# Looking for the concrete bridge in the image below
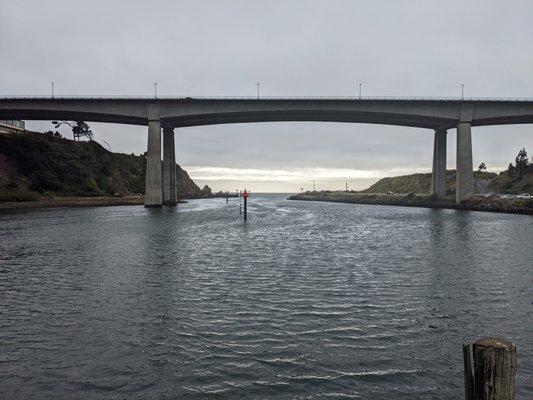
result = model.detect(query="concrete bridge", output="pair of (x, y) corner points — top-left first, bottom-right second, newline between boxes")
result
(1, 96), (532, 206)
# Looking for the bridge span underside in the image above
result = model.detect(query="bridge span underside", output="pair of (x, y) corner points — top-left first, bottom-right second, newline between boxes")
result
(1, 97), (532, 205)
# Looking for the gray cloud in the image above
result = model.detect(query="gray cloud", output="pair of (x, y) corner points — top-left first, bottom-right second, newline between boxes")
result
(1, 0), (532, 190)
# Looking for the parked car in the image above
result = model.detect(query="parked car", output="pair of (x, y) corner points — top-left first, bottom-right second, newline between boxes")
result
(517, 193), (531, 199)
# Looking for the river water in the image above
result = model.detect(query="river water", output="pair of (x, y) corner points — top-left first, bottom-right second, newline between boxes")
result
(1, 194), (532, 399)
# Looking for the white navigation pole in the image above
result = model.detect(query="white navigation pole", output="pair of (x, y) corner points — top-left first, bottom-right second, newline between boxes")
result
(461, 83), (464, 100)
(154, 82), (158, 99)
(51, 81), (54, 98)
(257, 82), (260, 99)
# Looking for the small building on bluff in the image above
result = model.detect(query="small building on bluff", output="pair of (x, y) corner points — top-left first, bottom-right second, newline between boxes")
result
(0, 120), (25, 133)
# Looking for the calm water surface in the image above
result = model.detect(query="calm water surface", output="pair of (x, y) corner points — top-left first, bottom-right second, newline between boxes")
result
(1, 194), (532, 399)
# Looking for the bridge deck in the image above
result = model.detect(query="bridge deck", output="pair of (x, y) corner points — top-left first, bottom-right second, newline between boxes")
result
(1, 97), (532, 130)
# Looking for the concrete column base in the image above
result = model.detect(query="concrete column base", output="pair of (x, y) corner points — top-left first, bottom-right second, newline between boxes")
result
(456, 122), (474, 202)
(431, 129), (447, 197)
(144, 119), (162, 207)
(162, 127), (177, 206)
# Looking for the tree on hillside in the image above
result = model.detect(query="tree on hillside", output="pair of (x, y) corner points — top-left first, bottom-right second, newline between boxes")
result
(478, 162), (487, 172)
(515, 148), (529, 177)
(507, 163), (515, 176)
(44, 130), (62, 138)
(52, 121), (93, 141)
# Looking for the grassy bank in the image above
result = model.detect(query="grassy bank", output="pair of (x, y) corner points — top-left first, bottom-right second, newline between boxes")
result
(361, 170), (532, 195)
(289, 191), (533, 215)
(361, 171), (497, 195)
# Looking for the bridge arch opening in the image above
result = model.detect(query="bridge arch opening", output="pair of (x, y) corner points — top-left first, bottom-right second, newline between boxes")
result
(174, 121), (434, 193)
(14, 105), (533, 206)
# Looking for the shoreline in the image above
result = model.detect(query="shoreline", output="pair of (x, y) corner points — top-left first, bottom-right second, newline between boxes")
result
(0, 196), (146, 212)
(0, 194), (238, 213)
(288, 192), (533, 215)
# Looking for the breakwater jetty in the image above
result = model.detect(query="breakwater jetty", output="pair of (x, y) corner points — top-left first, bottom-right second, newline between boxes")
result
(289, 191), (533, 215)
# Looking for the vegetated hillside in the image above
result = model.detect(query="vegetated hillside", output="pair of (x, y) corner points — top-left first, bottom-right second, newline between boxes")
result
(0, 131), (211, 201)
(361, 171), (498, 195)
(489, 169), (533, 194)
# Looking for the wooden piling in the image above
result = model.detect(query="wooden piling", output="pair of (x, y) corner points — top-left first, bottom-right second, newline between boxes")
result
(463, 343), (475, 400)
(463, 338), (517, 400)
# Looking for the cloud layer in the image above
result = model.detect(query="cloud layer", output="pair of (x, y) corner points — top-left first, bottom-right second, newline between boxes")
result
(1, 0), (532, 191)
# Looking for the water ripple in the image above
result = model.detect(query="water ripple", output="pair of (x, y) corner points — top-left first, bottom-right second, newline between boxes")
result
(1, 195), (532, 399)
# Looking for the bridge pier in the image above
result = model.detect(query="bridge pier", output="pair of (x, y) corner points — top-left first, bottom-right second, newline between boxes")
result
(431, 129), (447, 197)
(144, 119), (162, 207)
(456, 122), (474, 202)
(162, 127), (177, 206)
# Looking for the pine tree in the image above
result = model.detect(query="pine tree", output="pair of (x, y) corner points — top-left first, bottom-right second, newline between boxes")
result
(52, 121), (93, 141)
(515, 148), (529, 177)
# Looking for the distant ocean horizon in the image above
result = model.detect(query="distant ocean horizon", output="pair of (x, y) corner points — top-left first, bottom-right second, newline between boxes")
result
(193, 178), (379, 193)
(186, 164), (507, 194)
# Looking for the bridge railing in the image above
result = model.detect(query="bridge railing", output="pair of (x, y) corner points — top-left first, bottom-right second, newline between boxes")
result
(0, 95), (532, 102)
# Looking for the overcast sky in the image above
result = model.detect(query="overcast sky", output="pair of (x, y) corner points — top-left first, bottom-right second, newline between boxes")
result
(2, 0), (532, 191)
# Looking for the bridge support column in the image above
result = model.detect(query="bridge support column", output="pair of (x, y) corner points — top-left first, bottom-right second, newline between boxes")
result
(431, 129), (447, 197)
(144, 119), (162, 207)
(456, 122), (474, 202)
(162, 127), (177, 206)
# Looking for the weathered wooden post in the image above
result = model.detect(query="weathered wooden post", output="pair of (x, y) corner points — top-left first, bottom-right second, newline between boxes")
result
(463, 338), (517, 400)
(464, 342), (476, 400)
